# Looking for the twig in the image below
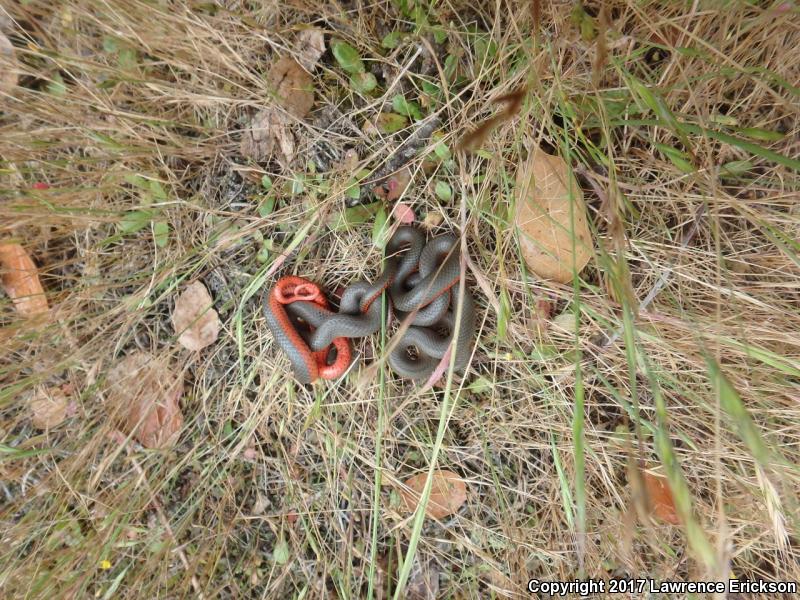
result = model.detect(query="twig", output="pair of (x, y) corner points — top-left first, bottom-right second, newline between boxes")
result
(350, 116), (441, 207)
(455, 86), (527, 154)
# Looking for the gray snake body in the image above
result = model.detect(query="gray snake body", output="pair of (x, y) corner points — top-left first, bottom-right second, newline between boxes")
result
(386, 231), (475, 381)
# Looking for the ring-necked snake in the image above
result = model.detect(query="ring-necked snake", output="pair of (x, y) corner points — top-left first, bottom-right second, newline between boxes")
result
(263, 276), (352, 384)
(263, 226), (476, 383)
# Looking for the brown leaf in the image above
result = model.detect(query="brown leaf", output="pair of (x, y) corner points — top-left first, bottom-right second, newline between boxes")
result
(525, 297), (554, 340)
(107, 352), (183, 449)
(295, 28), (326, 71)
(0, 30), (17, 94)
(29, 387), (69, 429)
(422, 211), (444, 230)
(514, 147), (593, 283)
(361, 116), (380, 137)
(267, 57), (314, 119)
(333, 148), (359, 172)
(172, 281), (221, 351)
(373, 167), (412, 202)
(534, 297), (553, 320)
(0, 243), (49, 316)
(240, 108), (296, 163)
(406, 562), (440, 600)
(251, 494), (269, 516)
(398, 469), (467, 519)
(240, 56), (314, 163)
(643, 471), (680, 525)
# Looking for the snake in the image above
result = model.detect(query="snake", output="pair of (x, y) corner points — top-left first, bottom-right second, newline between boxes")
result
(264, 227), (476, 383)
(390, 234), (461, 315)
(263, 276), (352, 384)
(285, 281), (386, 351)
(262, 232), (418, 382)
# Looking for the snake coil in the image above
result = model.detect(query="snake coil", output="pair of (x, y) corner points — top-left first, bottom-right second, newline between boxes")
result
(386, 231), (476, 381)
(264, 226), (475, 383)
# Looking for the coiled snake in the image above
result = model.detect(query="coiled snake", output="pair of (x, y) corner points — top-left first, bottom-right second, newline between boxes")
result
(264, 227), (475, 383)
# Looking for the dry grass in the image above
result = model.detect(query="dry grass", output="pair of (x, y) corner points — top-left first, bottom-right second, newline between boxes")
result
(2, 0), (799, 598)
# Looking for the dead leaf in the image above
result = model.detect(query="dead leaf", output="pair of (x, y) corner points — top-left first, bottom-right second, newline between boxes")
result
(241, 108), (294, 163)
(422, 211), (444, 229)
(0, 243), (49, 316)
(0, 30), (17, 94)
(252, 494), (270, 515)
(525, 296), (554, 340)
(296, 28), (326, 71)
(333, 148), (359, 172)
(534, 297), (553, 320)
(267, 56), (314, 119)
(240, 56), (314, 163)
(514, 147), (592, 283)
(393, 202), (415, 224)
(29, 387), (69, 429)
(172, 281), (221, 351)
(361, 116), (380, 137)
(398, 469), (467, 519)
(107, 352), (183, 449)
(642, 470), (680, 525)
(406, 562), (440, 600)
(374, 167), (412, 201)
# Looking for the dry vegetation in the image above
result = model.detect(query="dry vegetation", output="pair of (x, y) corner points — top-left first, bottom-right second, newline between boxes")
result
(2, 0), (799, 598)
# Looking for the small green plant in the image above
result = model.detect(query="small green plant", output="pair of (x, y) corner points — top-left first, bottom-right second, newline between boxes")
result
(377, 112), (408, 134)
(434, 180), (452, 201)
(653, 143), (695, 174)
(332, 40), (377, 93)
(381, 31), (403, 49)
(258, 175), (276, 216)
(47, 73), (67, 96)
(119, 174), (170, 247)
(392, 94), (423, 120)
